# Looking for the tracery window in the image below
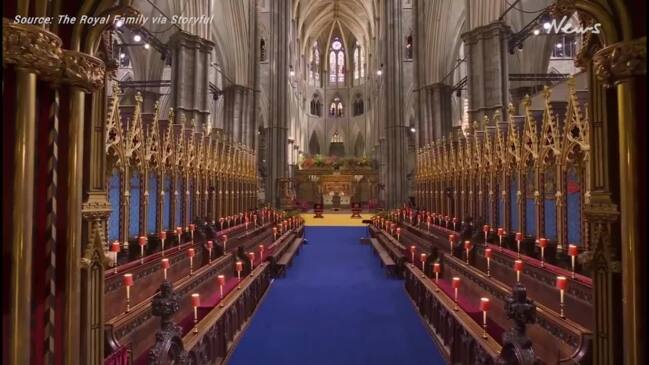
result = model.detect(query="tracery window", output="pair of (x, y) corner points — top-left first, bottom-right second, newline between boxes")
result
(329, 97), (344, 118)
(329, 37), (345, 85)
(309, 41), (320, 86)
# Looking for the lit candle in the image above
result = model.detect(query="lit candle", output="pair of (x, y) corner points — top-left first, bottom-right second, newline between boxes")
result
(206, 240), (213, 263)
(218, 274), (225, 297)
(187, 248), (195, 275)
(161, 258), (170, 280)
(485, 248), (492, 277)
(273, 227), (278, 240)
(448, 234), (457, 254)
(452, 217), (458, 230)
(497, 228), (505, 250)
(396, 227), (401, 241)
(483, 225), (490, 243)
(410, 245), (416, 263)
(248, 252), (255, 271)
(538, 238), (548, 267)
(160, 231), (167, 256)
(427, 217), (431, 231)
(568, 244), (578, 278)
(236, 260), (243, 280)
(515, 232), (523, 258)
(123, 273), (134, 313)
(479, 297), (490, 338)
(111, 241), (121, 273)
(219, 217), (224, 230)
(189, 224), (195, 241)
(514, 259), (524, 283)
(452, 277), (461, 311)
(222, 234), (228, 252)
(259, 244), (265, 260)
(556, 276), (568, 318)
(433, 263), (441, 289)
(191, 293), (200, 333)
(464, 240), (473, 264)
(138, 236), (147, 264)
(420, 253), (427, 272)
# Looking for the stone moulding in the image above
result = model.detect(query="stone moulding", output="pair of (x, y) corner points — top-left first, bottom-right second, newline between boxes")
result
(3, 18), (106, 92)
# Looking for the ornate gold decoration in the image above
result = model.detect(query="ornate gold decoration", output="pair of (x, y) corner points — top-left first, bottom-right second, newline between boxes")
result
(3, 19), (106, 91)
(592, 37), (647, 87)
(415, 79), (590, 245)
(2, 18), (63, 80)
(61, 50), (106, 92)
(548, 0), (576, 19)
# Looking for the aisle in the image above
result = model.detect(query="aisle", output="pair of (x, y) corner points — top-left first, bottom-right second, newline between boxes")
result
(227, 226), (446, 365)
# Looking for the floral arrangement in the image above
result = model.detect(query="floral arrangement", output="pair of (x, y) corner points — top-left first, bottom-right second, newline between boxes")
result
(299, 154), (375, 170)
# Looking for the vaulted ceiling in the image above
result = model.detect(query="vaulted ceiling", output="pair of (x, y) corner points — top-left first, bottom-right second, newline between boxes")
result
(293, 0), (377, 55)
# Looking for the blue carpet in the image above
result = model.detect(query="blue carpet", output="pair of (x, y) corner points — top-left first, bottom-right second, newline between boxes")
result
(227, 226), (446, 365)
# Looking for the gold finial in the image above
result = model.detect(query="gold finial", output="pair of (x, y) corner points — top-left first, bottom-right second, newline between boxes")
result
(542, 85), (551, 100)
(567, 75), (577, 96)
(507, 102), (515, 116)
(134, 91), (143, 104)
(168, 108), (175, 123)
(112, 82), (121, 95)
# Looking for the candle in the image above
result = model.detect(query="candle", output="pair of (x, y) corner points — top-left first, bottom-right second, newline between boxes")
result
(273, 227), (278, 240)
(538, 238), (548, 267)
(410, 245), (416, 263)
(514, 259), (524, 282)
(206, 240), (213, 263)
(138, 236), (147, 264)
(191, 293), (200, 333)
(236, 260), (243, 280)
(160, 231), (167, 256)
(219, 217), (224, 230)
(452, 277), (461, 311)
(480, 297), (490, 338)
(111, 241), (121, 273)
(485, 248), (492, 277)
(187, 248), (195, 275)
(161, 258), (170, 280)
(433, 262), (441, 287)
(222, 234), (228, 252)
(176, 226), (183, 241)
(452, 217), (458, 230)
(483, 225), (490, 242)
(464, 240), (473, 264)
(123, 273), (133, 313)
(497, 228), (505, 250)
(420, 253), (427, 272)
(556, 276), (568, 318)
(259, 244), (265, 260)
(248, 252), (255, 271)
(396, 227), (401, 241)
(515, 232), (523, 258)
(218, 274), (225, 297)
(568, 244), (578, 278)
(449, 234), (457, 254)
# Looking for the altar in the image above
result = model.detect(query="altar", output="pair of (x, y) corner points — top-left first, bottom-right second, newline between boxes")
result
(323, 194), (351, 209)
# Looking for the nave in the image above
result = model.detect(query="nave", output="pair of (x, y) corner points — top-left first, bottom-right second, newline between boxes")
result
(228, 226), (445, 365)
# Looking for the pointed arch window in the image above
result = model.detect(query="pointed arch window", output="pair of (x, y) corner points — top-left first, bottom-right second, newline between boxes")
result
(329, 37), (345, 85)
(353, 46), (360, 80)
(309, 41), (320, 86)
(329, 97), (344, 118)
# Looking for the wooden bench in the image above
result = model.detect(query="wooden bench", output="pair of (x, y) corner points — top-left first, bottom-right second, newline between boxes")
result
(276, 238), (303, 277)
(368, 238), (397, 277)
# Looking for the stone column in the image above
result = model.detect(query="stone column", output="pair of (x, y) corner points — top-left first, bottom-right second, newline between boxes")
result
(461, 21), (511, 123)
(427, 83), (453, 142)
(169, 31), (213, 126)
(265, 0), (290, 207)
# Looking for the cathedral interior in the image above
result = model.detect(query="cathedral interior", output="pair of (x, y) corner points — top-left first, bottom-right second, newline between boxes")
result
(2, 0), (647, 364)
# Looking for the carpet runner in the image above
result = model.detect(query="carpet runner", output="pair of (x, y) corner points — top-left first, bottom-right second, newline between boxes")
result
(227, 226), (446, 365)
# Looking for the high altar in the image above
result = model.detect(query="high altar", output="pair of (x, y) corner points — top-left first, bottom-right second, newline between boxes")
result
(280, 156), (379, 210)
